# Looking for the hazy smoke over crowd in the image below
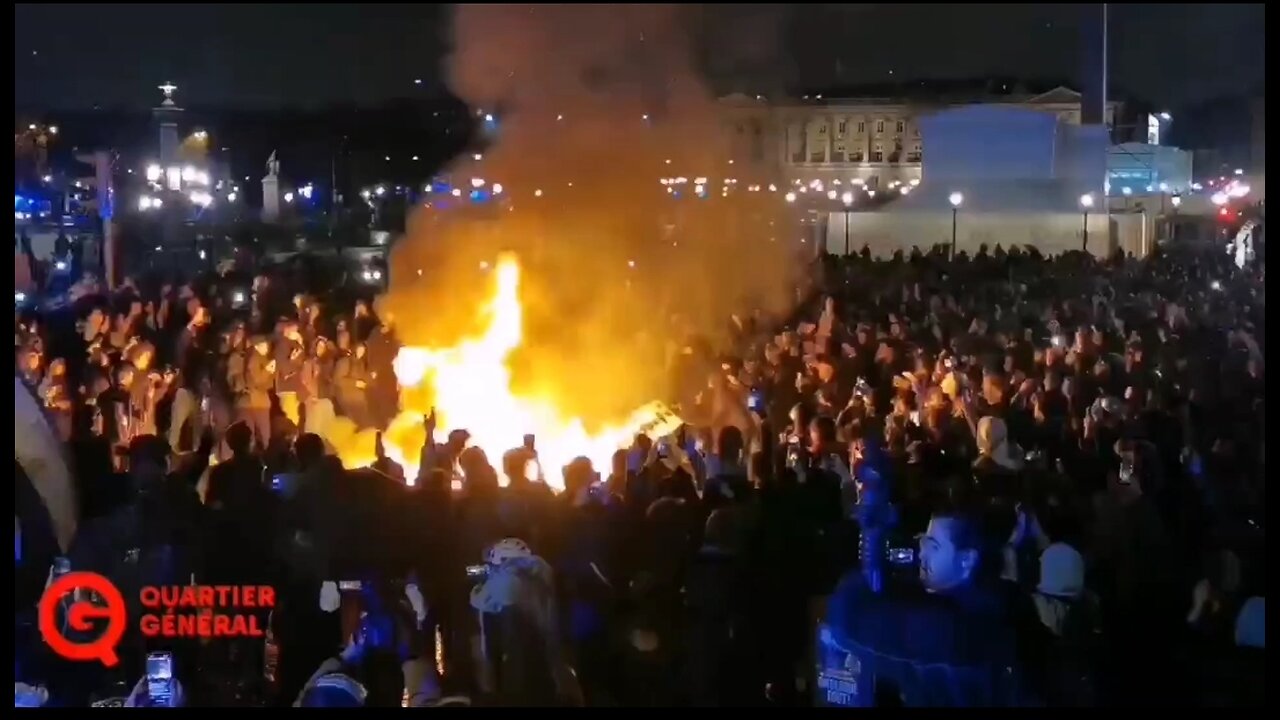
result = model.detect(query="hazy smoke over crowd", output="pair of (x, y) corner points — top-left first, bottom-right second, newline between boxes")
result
(380, 3), (799, 425)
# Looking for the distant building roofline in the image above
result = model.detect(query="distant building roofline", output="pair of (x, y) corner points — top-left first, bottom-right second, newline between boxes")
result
(719, 78), (1131, 109)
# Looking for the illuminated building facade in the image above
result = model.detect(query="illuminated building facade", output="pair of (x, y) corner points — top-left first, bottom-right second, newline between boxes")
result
(721, 87), (1119, 190)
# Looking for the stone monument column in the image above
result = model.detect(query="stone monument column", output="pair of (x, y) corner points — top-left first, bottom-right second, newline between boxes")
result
(153, 82), (183, 168)
(262, 151), (281, 223)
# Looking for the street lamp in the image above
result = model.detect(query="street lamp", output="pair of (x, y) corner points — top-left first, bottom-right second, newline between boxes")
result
(948, 192), (964, 259)
(841, 191), (854, 255)
(1079, 193), (1095, 253)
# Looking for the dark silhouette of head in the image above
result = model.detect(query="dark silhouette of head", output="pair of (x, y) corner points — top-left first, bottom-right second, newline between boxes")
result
(295, 433), (326, 471)
(225, 422), (253, 457)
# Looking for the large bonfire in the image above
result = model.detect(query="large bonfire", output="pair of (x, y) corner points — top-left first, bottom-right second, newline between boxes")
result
(332, 253), (682, 490)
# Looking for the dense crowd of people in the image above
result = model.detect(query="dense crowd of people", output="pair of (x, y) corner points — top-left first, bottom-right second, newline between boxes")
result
(14, 238), (1266, 707)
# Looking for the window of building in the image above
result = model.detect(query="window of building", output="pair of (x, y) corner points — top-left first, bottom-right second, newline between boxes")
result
(896, 120), (905, 133)
(906, 144), (922, 163)
(849, 149), (864, 163)
(857, 121), (865, 134)
(871, 150), (883, 163)
(838, 120), (847, 135)
(876, 120), (884, 134)
(809, 122), (828, 162)
(790, 124), (806, 163)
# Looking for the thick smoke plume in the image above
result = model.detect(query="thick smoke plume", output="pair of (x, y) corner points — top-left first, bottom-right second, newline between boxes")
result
(380, 3), (799, 426)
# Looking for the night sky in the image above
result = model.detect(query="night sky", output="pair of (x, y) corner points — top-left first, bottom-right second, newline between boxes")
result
(14, 3), (1265, 111)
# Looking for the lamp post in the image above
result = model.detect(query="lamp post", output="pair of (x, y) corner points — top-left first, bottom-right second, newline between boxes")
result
(1079, 193), (1095, 253)
(842, 191), (854, 255)
(948, 192), (963, 259)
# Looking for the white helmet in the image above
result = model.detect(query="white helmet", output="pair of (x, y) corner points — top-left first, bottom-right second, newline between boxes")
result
(483, 538), (532, 566)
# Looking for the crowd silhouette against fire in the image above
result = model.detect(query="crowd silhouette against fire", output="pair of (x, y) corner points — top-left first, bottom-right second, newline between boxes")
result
(15, 239), (1265, 707)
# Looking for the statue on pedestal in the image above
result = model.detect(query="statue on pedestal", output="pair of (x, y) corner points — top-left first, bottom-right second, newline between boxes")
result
(262, 151), (282, 223)
(158, 82), (178, 107)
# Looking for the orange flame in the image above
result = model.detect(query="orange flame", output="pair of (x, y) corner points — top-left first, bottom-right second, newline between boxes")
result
(334, 253), (680, 489)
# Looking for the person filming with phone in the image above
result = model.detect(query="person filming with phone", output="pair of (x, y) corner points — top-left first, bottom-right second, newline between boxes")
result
(121, 652), (187, 708)
(293, 580), (448, 708)
(818, 504), (1024, 707)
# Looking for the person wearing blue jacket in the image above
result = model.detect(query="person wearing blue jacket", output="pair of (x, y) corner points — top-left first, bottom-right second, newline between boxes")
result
(818, 508), (1024, 707)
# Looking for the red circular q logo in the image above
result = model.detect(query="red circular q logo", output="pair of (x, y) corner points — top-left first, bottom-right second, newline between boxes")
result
(37, 571), (127, 668)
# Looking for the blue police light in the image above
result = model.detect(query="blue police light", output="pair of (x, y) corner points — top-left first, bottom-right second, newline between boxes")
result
(470, 189), (489, 202)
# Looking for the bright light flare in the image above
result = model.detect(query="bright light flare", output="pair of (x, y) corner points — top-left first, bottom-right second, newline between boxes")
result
(334, 255), (680, 489)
